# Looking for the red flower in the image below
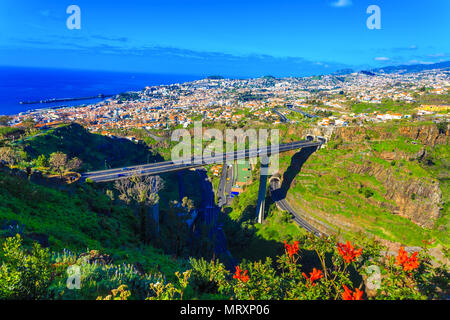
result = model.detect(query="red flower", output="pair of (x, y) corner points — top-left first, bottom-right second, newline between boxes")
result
(233, 265), (249, 283)
(342, 285), (364, 300)
(302, 268), (323, 287)
(337, 241), (362, 263)
(284, 240), (300, 259)
(396, 247), (419, 272)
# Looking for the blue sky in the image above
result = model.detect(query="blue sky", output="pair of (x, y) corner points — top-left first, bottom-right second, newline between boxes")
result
(0, 0), (449, 77)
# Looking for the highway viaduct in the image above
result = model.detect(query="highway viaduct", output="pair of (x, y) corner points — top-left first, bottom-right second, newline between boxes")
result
(82, 137), (326, 225)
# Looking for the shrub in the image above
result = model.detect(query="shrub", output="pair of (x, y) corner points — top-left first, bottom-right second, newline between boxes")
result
(47, 250), (165, 300)
(0, 235), (52, 300)
(35, 154), (49, 168)
(184, 235), (448, 300)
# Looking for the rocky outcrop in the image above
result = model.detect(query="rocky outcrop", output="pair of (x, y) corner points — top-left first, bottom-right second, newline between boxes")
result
(333, 124), (449, 147)
(287, 123), (449, 148)
(285, 123), (447, 230)
(78, 250), (113, 265)
(397, 125), (449, 146)
(349, 161), (441, 229)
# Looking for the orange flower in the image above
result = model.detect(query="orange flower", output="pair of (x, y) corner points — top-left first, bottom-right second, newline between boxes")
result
(233, 265), (249, 283)
(342, 285), (364, 300)
(302, 268), (323, 287)
(337, 241), (362, 263)
(396, 247), (419, 272)
(284, 240), (300, 258)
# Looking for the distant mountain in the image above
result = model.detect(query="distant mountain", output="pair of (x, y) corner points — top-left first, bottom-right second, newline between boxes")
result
(369, 61), (450, 74)
(206, 75), (225, 80)
(360, 70), (376, 76)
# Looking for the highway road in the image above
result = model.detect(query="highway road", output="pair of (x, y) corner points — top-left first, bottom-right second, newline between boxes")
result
(82, 140), (323, 183)
(287, 105), (317, 118)
(224, 164), (234, 206)
(272, 108), (288, 123)
(269, 179), (323, 237)
(217, 164), (235, 207)
(217, 165), (228, 207)
(143, 127), (165, 142)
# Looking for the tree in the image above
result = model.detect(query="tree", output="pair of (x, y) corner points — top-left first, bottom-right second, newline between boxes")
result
(49, 152), (82, 178)
(35, 154), (49, 168)
(21, 118), (36, 134)
(0, 115), (12, 126)
(182, 197), (195, 212)
(67, 157), (82, 171)
(115, 175), (164, 206)
(115, 175), (164, 243)
(0, 147), (18, 165)
(49, 152), (68, 178)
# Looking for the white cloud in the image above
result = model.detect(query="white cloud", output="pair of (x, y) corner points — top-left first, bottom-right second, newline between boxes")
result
(374, 57), (390, 61)
(427, 53), (446, 57)
(330, 0), (353, 7)
(408, 60), (434, 65)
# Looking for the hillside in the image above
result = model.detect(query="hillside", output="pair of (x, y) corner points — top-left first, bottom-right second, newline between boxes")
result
(1, 124), (208, 278)
(275, 122), (449, 249)
(0, 121), (448, 300)
(18, 123), (163, 172)
(370, 61), (450, 74)
(0, 170), (186, 272)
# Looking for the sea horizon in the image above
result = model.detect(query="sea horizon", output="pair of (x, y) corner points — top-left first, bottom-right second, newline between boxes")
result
(0, 66), (206, 116)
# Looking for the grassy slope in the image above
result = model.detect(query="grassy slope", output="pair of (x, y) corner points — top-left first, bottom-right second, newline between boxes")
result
(281, 123), (449, 247)
(20, 123), (163, 172)
(0, 172), (183, 275)
(219, 123), (450, 252)
(1, 124), (194, 275)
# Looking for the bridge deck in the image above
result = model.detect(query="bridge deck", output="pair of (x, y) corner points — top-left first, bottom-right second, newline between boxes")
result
(82, 140), (322, 183)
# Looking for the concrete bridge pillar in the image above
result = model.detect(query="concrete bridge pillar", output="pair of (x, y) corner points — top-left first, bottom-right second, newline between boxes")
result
(256, 158), (270, 224)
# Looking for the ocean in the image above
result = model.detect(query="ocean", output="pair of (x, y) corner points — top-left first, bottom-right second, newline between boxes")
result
(0, 66), (202, 115)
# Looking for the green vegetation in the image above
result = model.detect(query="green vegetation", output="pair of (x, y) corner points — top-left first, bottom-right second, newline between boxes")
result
(0, 126), (23, 140)
(282, 122), (449, 247)
(117, 92), (140, 101)
(0, 117), (448, 300)
(18, 123), (161, 171)
(3, 233), (447, 300)
(237, 91), (266, 102)
(351, 99), (418, 114)
(416, 93), (450, 105)
(0, 235), (51, 299)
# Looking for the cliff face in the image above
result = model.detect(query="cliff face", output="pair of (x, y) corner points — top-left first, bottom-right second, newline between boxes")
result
(349, 161), (441, 228)
(397, 125), (449, 146)
(284, 123), (448, 242)
(289, 123), (449, 147)
(332, 124), (449, 147)
(332, 124), (447, 228)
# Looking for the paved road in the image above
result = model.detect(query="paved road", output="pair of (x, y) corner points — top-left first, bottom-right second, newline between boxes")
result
(217, 164), (234, 207)
(269, 179), (323, 237)
(287, 105), (317, 118)
(225, 164), (234, 206)
(143, 128), (165, 142)
(217, 165), (228, 207)
(272, 108), (288, 123)
(82, 140), (323, 183)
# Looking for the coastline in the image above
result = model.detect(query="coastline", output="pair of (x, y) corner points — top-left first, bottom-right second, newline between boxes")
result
(0, 66), (203, 116)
